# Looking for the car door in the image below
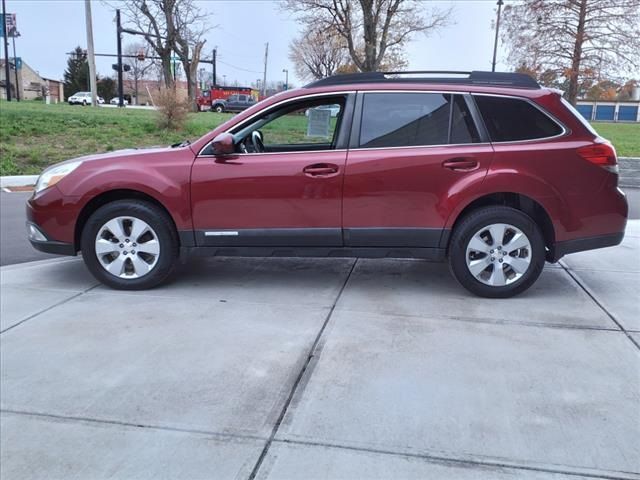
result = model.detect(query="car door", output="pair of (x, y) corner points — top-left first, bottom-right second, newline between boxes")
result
(190, 93), (355, 248)
(343, 91), (493, 248)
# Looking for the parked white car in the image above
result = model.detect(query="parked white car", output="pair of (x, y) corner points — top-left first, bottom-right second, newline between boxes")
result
(68, 92), (104, 105)
(110, 97), (129, 105)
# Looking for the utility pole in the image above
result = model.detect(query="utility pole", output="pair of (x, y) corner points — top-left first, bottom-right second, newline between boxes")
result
(491, 0), (504, 72)
(282, 68), (288, 90)
(85, 0), (98, 106)
(212, 47), (216, 88)
(116, 9), (124, 107)
(11, 31), (18, 101)
(262, 42), (268, 97)
(2, 0), (11, 101)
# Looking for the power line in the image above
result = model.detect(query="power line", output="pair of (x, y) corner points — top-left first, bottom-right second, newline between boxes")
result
(217, 58), (263, 74)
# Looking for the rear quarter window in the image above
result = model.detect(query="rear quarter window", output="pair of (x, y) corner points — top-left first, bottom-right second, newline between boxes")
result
(474, 95), (563, 142)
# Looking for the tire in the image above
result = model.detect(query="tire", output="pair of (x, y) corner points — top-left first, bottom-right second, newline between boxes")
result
(82, 100), (87, 106)
(81, 200), (179, 290)
(213, 104), (224, 113)
(448, 206), (545, 298)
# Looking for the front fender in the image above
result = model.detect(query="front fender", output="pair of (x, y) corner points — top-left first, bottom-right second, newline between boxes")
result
(57, 149), (193, 230)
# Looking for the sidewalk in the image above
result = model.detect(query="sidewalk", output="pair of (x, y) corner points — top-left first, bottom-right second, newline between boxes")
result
(1, 223), (639, 479)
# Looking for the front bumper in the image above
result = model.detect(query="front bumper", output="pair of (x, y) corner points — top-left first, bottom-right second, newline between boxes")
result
(27, 222), (76, 255)
(26, 187), (79, 256)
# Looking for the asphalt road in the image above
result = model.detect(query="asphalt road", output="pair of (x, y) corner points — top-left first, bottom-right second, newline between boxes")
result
(2, 188), (639, 266)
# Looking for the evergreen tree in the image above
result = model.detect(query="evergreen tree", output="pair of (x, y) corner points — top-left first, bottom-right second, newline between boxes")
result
(97, 77), (117, 102)
(63, 46), (89, 98)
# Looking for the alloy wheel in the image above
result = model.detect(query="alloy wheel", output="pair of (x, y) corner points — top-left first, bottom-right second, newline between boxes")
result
(465, 223), (532, 286)
(95, 216), (160, 279)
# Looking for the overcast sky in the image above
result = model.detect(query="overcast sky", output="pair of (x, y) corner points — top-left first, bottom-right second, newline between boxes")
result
(5, 0), (509, 86)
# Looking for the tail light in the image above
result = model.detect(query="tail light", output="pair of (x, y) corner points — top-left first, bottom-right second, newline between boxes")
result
(577, 142), (618, 173)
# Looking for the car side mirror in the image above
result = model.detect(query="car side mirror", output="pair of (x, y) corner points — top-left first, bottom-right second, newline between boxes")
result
(211, 132), (235, 155)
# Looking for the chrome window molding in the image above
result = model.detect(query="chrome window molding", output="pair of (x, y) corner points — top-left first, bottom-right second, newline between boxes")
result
(199, 149), (348, 158)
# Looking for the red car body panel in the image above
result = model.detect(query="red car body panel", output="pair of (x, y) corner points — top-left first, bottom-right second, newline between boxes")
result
(26, 80), (628, 261)
(343, 144), (493, 231)
(190, 150), (346, 231)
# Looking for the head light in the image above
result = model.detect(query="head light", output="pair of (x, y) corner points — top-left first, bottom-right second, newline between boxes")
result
(35, 161), (82, 193)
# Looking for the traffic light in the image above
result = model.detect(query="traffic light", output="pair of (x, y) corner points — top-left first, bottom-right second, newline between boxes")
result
(112, 64), (131, 72)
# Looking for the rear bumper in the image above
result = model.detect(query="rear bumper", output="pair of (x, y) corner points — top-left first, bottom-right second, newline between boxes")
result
(549, 231), (625, 262)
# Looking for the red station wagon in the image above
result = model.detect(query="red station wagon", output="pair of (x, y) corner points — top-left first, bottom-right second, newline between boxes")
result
(27, 71), (628, 297)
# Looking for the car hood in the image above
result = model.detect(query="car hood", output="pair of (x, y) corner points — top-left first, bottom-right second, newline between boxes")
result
(43, 146), (180, 172)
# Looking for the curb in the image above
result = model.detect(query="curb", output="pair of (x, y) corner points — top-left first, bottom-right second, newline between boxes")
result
(1, 175), (38, 189)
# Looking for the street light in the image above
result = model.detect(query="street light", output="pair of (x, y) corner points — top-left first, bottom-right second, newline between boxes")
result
(491, 0), (504, 72)
(282, 68), (288, 90)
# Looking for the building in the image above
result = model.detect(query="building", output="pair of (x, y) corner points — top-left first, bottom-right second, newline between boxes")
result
(576, 101), (640, 122)
(0, 58), (64, 102)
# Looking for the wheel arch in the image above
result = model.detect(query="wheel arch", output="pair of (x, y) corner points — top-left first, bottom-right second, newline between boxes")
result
(445, 192), (555, 255)
(74, 189), (179, 252)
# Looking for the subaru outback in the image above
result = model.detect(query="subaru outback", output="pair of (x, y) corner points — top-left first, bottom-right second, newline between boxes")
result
(27, 71), (628, 297)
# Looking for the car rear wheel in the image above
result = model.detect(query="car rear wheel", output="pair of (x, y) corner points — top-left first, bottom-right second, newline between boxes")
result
(448, 206), (545, 298)
(81, 200), (179, 290)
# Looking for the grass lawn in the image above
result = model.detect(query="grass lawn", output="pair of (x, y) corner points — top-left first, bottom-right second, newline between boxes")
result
(1, 100), (638, 176)
(590, 122), (640, 158)
(0, 101), (232, 175)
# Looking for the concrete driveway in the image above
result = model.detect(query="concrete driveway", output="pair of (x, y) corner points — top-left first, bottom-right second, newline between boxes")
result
(1, 223), (639, 480)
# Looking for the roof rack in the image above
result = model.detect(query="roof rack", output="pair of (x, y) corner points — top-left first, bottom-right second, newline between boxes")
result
(304, 70), (540, 89)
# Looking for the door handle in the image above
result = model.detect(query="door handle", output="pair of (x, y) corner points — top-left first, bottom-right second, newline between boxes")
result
(442, 158), (479, 171)
(303, 163), (339, 176)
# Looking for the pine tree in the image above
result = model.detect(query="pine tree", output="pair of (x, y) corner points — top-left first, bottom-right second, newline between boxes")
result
(63, 46), (90, 98)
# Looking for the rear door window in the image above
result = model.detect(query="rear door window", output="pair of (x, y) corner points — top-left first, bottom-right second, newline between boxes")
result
(359, 93), (479, 148)
(474, 95), (564, 142)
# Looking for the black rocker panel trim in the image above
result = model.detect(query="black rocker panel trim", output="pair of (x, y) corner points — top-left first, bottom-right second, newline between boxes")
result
(184, 246), (446, 261)
(344, 228), (447, 248)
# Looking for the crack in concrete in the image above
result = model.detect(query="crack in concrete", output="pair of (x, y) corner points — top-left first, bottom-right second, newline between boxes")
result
(273, 438), (640, 480)
(560, 263), (640, 351)
(0, 284), (100, 335)
(247, 258), (358, 480)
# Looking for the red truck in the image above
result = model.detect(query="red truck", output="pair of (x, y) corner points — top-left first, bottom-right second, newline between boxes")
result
(196, 86), (254, 112)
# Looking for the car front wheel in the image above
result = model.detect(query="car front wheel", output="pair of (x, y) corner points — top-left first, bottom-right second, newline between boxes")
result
(81, 200), (179, 290)
(214, 104), (224, 113)
(448, 206), (545, 298)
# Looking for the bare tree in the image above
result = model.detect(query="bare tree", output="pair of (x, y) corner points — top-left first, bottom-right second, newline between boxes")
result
(171, 0), (209, 109)
(283, 0), (451, 72)
(124, 42), (155, 104)
(500, 0), (640, 104)
(289, 27), (349, 81)
(122, 0), (210, 108)
(122, 0), (175, 88)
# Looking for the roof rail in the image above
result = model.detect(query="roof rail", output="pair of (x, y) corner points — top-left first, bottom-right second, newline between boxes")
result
(304, 70), (540, 89)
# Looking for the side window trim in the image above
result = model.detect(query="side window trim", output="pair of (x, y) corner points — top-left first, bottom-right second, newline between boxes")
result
(349, 91), (365, 149)
(198, 91), (357, 156)
(353, 92), (483, 150)
(464, 94), (491, 143)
